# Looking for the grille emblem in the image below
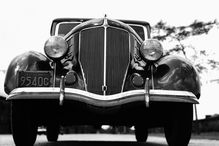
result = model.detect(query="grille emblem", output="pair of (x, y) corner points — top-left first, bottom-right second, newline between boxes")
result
(102, 85), (107, 93)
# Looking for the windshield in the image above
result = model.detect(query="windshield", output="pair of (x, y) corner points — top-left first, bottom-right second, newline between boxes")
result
(56, 22), (81, 36)
(130, 25), (145, 40)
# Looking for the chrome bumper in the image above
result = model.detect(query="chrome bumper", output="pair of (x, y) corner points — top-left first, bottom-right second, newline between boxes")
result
(7, 87), (199, 107)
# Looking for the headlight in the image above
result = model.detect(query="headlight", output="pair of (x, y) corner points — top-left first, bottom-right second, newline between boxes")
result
(44, 36), (68, 60)
(140, 39), (163, 61)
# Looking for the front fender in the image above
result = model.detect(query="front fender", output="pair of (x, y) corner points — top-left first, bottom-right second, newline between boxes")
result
(154, 55), (201, 99)
(4, 51), (52, 94)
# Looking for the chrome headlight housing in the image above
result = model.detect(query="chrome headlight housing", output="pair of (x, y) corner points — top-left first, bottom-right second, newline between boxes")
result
(140, 39), (163, 61)
(44, 36), (68, 60)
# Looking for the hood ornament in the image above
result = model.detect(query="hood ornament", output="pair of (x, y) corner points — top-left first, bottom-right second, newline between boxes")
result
(103, 14), (108, 26)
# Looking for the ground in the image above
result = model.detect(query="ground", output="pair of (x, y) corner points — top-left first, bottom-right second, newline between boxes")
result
(1, 133), (219, 146)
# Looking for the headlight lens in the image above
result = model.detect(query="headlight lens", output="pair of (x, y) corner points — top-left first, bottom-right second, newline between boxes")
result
(44, 36), (68, 60)
(140, 39), (163, 61)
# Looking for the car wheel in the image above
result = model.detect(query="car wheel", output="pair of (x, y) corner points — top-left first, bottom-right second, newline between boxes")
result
(134, 125), (148, 142)
(11, 101), (37, 146)
(46, 124), (59, 142)
(164, 103), (193, 146)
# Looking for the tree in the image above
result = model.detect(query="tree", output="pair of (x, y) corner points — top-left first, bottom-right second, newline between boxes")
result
(152, 20), (219, 73)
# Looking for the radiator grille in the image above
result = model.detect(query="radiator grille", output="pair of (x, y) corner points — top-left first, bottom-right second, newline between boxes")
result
(79, 27), (129, 95)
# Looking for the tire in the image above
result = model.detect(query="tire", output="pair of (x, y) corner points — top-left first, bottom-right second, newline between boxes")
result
(164, 103), (193, 146)
(46, 124), (59, 142)
(11, 101), (37, 146)
(134, 125), (148, 142)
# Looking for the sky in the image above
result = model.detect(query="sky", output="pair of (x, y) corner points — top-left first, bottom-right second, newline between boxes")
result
(0, 0), (219, 119)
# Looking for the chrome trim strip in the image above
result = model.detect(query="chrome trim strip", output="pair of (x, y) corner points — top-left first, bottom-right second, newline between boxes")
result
(121, 34), (131, 92)
(78, 31), (88, 91)
(103, 18), (108, 95)
(7, 87), (199, 105)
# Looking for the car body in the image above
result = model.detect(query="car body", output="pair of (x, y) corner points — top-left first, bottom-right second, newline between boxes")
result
(4, 17), (200, 146)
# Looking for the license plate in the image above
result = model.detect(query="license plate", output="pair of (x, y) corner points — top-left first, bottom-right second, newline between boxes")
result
(17, 71), (53, 87)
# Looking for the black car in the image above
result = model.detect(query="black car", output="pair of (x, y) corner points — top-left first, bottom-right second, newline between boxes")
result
(4, 17), (200, 146)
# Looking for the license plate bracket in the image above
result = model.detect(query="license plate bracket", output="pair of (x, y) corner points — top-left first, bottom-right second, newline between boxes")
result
(17, 71), (53, 87)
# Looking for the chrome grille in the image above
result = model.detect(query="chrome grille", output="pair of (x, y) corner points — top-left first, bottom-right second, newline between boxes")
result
(79, 27), (130, 95)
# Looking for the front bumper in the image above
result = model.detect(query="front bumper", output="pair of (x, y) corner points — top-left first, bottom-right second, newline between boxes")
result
(7, 87), (199, 107)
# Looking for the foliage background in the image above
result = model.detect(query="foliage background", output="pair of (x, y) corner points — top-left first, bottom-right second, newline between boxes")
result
(152, 20), (219, 74)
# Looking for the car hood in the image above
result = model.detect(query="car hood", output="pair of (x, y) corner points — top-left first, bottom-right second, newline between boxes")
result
(64, 17), (142, 42)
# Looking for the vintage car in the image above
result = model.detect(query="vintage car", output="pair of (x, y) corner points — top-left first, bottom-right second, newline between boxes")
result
(4, 17), (200, 146)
